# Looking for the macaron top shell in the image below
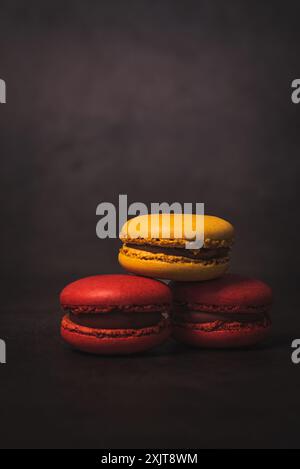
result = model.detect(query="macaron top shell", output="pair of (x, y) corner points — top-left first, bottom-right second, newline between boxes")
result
(171, 274), (272, 313)
(120, 214), (234, 248)
(60, 274), (172, 313)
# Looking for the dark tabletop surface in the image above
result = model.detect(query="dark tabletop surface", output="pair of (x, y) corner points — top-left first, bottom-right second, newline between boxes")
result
(1, 276), (299, 449)
(1, 0), (300, 449)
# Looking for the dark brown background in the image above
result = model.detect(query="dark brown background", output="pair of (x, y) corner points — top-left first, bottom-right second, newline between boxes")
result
(1, 0), (300, 449)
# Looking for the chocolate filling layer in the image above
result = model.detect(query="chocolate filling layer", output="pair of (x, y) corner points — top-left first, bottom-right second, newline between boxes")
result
(173, 310), (271, 331)
(69, 311), (166, 329)
(126, 243), (229, 260)
(174, 311), (268, 324)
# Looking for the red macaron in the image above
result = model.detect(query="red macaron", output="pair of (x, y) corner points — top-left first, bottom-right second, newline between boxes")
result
(171, 274), (272, 348)
(60, 274), (171, 355)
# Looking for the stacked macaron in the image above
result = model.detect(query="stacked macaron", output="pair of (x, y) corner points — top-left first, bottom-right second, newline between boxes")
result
(60, 213), (272, 354)
(171, 274), (272, 348)
(60, 275), (171, 355)
(119, 214), (234, 281)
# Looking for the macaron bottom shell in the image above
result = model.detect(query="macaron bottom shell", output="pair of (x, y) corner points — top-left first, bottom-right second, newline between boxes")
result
(61, 314), (170, 355)
(172, 321), (271, 349)
(118, 250), (229, 282)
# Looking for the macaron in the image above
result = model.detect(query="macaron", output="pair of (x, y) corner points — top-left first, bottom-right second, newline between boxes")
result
(119, 214), (234, 281)
(60, 274), (171, 355)
(171, 274), (272, 348)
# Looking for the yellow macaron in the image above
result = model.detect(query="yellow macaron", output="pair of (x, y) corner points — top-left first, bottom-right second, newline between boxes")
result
(118, 214), (234, 281)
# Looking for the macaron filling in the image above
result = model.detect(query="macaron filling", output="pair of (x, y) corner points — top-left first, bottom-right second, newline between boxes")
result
(62, 314), (169, 339)
(68, 311), (168, 329)
(173, 309), (271, 331)
(123, 244), (230, 263)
